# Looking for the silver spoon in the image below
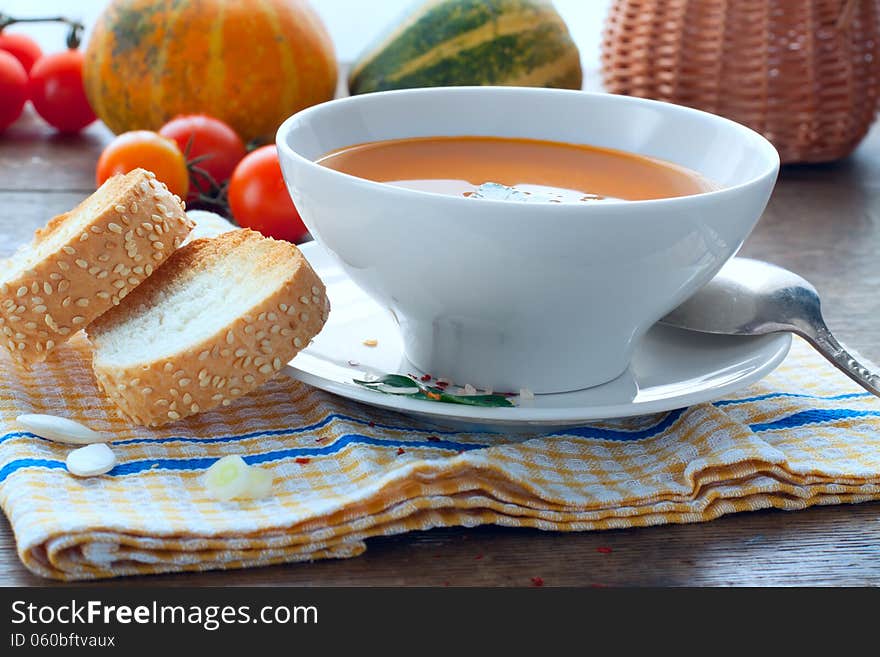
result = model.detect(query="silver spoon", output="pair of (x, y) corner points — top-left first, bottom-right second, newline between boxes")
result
(660, 257), (880, 397)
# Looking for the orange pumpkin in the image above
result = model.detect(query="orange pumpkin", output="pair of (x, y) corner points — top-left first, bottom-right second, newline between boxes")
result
(84, 0), (337, 144)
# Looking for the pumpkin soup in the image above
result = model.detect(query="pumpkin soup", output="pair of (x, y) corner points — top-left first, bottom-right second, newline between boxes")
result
(316, 136), (714, 202)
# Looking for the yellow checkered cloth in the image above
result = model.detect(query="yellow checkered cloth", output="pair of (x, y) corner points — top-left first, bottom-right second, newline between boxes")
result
(1, 331), (879, 580)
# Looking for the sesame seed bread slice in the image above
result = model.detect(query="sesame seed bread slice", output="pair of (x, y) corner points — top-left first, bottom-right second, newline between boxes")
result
(0, 169), (192, 366)
(87, 229), (330, 427)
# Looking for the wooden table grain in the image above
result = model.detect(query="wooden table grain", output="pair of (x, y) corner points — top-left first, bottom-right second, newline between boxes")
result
(1, 107), (879, 587)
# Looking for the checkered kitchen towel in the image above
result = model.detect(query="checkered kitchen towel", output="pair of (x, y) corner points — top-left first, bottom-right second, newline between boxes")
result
(1, 327), (879, 580)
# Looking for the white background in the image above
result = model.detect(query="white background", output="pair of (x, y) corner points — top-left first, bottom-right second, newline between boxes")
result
(3, 0), (612, 69)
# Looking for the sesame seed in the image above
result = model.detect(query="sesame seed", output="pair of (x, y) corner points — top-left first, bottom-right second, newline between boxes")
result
(294, 337), (303, 347)
(17, 342), (24, 350)
(145, 264), (153, 276)
(198, 368), (209, 379)
(312, 296), (320, 304)
(89, 225), (103, 234)
(88, 266), (101, 275)
(97, 254), (111, 262)
(75, 259), (88, 269)
(117, 383), (127, 391)
(220, 348), (231, 358)
(75, 298), (89, 307)
(115, 204), (126, 213)
(156, 203), (166, 213)
(234, 348), (247, 357)
(97, 271), (109, 279)
(164, 363), (173, 373)
(270, 325), (280, 334)
(221, 400), (231, 406)
(48, 273), (61, 281)
(61, 245), (76, 255)
(273, 357), (282, 370)
(259, 364), (273, 374)
(286, 306), (297, 315)
(108, 223), (123, 234)
(279, 304), (288, 312)
(44, 314), (57, 329)
(57, 261), (70, 271)
(243, 375), (255, 384)
(112, 280), (126, 289)
(267, 312), (277, 321)
(45, 340), (54, 350)
(16, 287), (26, 297)
(311, 286), (319, 295)
(167, 411), (180, 420)
(258, 312), (267, 321)
(0, 283), (7, 294)
(226, 330), (234, 344)
(244, 326), (254, 334)
(281, 328), (292, 336)
(72, 316), (85, 325)
(152, 241), (164, 250)
(198, 351), (209, 361)
(300, 312), (309, 322)
(133, 266), (144, 274)
(30, 281), (39, 294)
(128, 277), (139, 285)
(190, 404), (200, 413)
(155, 399), (169, 406)
(152, 253), (164, 261)
(142, 387), (153, 394)
(182, 393), (193, 404)
(24, 321), (36, 330)
(79, 233), (88, 241)
(300, 296), (310, 304)
(58, 327), (71, 335)
(211, 393), (223, 401)
(97, 291), (110, 300)
(130, 202), (138, 213)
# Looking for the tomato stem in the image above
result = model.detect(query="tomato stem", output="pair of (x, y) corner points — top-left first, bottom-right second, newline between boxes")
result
(0, 13), (85, 49)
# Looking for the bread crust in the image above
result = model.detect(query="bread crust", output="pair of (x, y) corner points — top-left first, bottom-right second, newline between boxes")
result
(87, 230), (330, 427)
(0, 169), (192, 366)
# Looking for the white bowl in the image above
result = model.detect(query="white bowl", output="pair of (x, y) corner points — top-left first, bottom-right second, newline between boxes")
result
(277, 87), (779, 393)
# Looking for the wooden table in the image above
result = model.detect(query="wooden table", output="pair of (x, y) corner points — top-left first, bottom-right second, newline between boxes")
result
(2, 106), (879, 587)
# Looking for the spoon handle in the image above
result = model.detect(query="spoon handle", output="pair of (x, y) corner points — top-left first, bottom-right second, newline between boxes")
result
(801, 324), (880, 397)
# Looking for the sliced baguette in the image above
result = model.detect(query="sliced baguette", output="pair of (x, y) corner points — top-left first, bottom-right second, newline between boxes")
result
(0, 169), (192, 366)
(87, 229), (330, 427)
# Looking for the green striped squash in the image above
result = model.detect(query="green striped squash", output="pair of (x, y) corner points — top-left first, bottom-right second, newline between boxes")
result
(349, 0), (582, 95)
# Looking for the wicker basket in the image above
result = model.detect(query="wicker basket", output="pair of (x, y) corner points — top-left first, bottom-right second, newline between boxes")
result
(601, 0), (880, 163)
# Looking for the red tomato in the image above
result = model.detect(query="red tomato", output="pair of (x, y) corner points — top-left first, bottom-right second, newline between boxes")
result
(0, 31), (43, 73)
(0, 50), (27, 131)
(158, 114), (246, 203)
(96, 130), (189, 200)
(228, 145), (308, 243)
(29, 49), (96, 133)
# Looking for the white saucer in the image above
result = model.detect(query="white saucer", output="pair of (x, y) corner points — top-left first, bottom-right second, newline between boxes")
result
(284, 242), (791, 431)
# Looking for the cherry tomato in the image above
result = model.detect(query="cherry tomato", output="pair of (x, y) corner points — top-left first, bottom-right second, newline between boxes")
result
(0, 50), (27, 132)
(96, 130), (189, 199)
(29, 49), (96, 133)
(0, 31), (43, 73)
(228, 145), (308, 243)
(158, 115), (246, 203)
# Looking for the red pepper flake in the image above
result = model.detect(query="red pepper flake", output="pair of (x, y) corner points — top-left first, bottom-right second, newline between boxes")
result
(435, 381), (449, 388)
(314, 436), (328, 443)
(368, 421), (375, 427)
(420, 373), (432, 382)
(426, 391), (441, 400)
(597, 546), (613, 554)
(396, 447), (405, 455)
(474, 554), (483, 560)
(443, 581), (450, 587)
(531, 576), (544, 587)
(456, 450), (464, 455)
(427, 435), (440, 442)
(295, 457), (311, 465)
